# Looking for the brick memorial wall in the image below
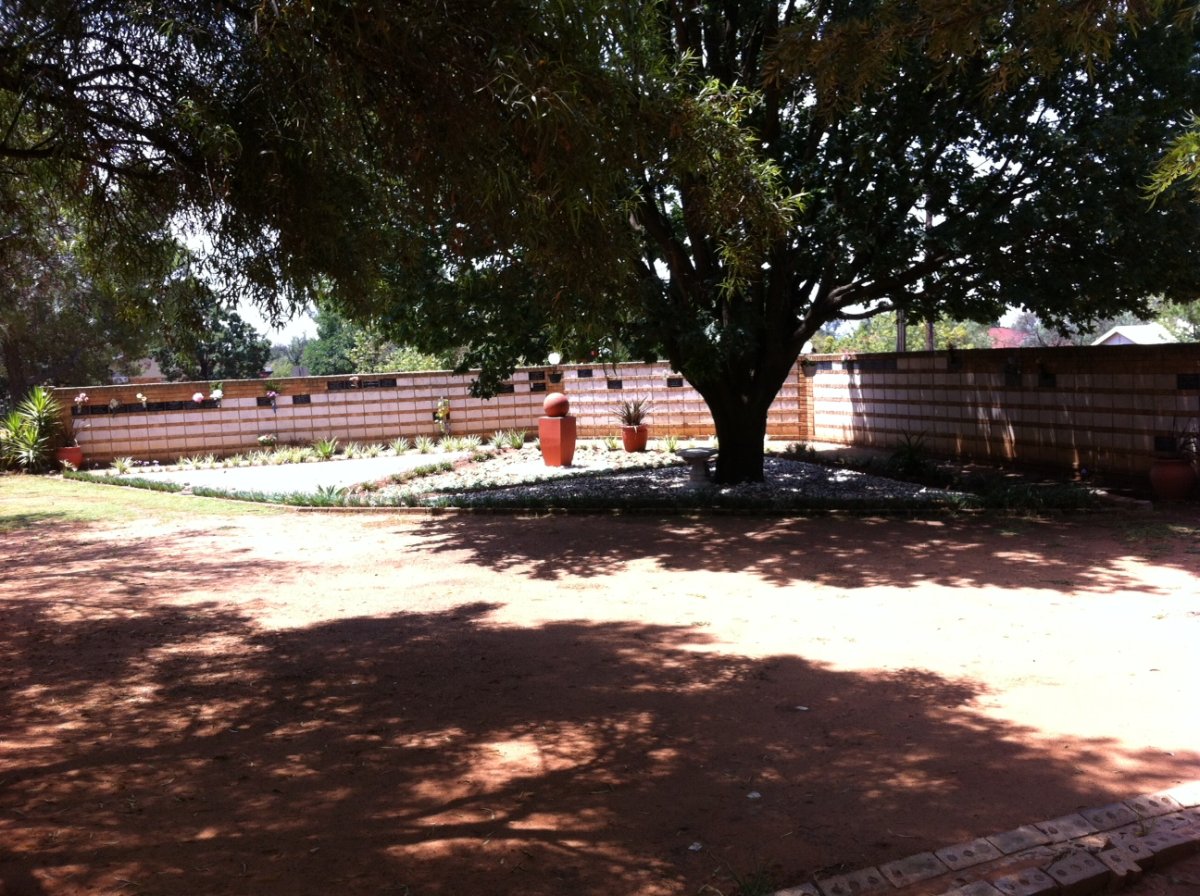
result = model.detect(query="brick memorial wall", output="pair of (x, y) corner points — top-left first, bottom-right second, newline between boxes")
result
(805, 343), (1200, 479)
(52, 361), (803, 464)
(50, 343), (1200, 482)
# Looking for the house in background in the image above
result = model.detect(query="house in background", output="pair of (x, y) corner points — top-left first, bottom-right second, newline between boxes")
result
(1090, 323), (1176, 346)
(111, 357), (165, 384)
(987, 327), (1027, 349)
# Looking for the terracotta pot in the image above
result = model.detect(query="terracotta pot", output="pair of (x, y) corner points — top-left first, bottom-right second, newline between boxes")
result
(538, 415), (576, 467)
(1149, 458), (1196, 501)
(621, 425), (649, 452)
(55, 446), (84, 469)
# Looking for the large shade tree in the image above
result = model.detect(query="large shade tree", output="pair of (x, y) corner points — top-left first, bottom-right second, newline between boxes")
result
(4, 1), (1200, 480)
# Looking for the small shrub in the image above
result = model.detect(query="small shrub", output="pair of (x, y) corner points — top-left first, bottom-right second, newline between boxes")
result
(301, 488), (357, 506)
(507, 429), (528, 449)
(343, 442), (365, 459)
(659, 434), (680, 453)
(603, 434), (620, 451)
(111, 456), (135, 474)
(783, 441), (818, 462)
(440, 436), (465, 452)
(388, 460), (454, 485)
(391, 436), (411, 454)
(489, 430), (509, 449)
(65, 470), (184, 493)
(888, 431), (931, 477)
(313, 437), (339, 460)
(414, 435), (435, 454)
(460, 435), (482, 451)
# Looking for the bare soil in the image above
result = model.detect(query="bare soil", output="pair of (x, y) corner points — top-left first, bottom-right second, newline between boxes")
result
(2, 501), (1198, 896)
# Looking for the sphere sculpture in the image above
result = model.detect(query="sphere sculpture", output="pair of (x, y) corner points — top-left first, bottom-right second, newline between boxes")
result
(542, 392), (570, 418)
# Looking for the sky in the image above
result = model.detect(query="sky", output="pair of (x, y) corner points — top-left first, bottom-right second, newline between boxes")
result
(238, 300), (317, 345)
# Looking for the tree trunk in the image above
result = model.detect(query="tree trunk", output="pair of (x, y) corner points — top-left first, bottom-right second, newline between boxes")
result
(2, 334), (32, 408)
(693, 375), (781, 484)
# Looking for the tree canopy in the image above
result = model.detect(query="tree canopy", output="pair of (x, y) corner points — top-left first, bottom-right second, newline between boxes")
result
(4, 1), (1200, 480)
(150, 281), (270, 382)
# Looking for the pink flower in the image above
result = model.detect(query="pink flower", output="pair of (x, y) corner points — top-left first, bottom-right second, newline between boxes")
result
(192, 392), (204, 403)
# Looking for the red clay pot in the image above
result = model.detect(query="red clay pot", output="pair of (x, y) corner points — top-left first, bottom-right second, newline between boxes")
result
(538, 415), (576, 466)
(55, 446), (84, 469)
(621, 425), (649, 453)
(1149, 458), (1196, 501)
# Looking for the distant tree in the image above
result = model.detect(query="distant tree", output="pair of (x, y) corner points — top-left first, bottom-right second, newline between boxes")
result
(273, 337), (310, 365)
(348, 329), (446, 374)
(267, 336), (311, 377)
(813, 315), (993, 354)
(300, 308), (357, 376)
(1154, 299), (1200, 342)
(0, 181), (159, 405)
(301, 307), (455, 375)
(151, 278), (270, 382)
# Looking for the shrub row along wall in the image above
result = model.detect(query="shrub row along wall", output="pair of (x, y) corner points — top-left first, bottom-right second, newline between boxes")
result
(805, 343), (1200, 479)
(52, 363), (805, 464)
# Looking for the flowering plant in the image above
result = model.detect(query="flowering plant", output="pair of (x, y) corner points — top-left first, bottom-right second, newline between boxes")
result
(209, 382), (224, 401)
(434, 396), (451, 436)
(136, 392), (148, 408)
(73, 392), (89, 407)
(192, 392), (204, 404)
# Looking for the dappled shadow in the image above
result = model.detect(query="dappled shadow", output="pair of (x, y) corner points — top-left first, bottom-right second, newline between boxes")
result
(0, 510), (66, 533)
(407, 512), (1200, 593)
(2, 593), (1195, 896)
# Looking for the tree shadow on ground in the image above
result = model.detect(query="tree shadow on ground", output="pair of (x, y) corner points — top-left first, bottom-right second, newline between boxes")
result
(2, 591), (1195, 896)
(405, 513), (1200, 592)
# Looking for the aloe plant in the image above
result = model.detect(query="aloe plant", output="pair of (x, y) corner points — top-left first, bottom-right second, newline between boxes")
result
(312, 437), (339, 460)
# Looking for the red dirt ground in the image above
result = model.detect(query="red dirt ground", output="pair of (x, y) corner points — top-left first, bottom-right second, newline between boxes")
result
(2, 503), (1198, 896)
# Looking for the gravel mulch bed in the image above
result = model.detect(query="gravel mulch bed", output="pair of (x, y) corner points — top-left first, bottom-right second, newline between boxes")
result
(356, 443), (967, 510)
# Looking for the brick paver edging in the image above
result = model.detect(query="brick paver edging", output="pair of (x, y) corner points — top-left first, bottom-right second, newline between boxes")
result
(776, 782), (1200, 896)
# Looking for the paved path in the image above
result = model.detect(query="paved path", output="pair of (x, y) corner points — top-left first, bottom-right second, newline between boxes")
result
(116, 452), (468, 494)
(780, 784), (1200, 896)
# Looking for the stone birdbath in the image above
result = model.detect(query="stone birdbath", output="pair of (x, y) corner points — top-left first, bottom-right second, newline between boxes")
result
(676, 447), (717, 485)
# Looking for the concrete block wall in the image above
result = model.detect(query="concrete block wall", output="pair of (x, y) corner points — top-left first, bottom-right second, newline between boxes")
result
(52, 362), (758, 464)
(805, 343), (1200, 478)
(52, 343), (1199, 477)
(531, 362), (803, 441)
(56, 372), (541, 463)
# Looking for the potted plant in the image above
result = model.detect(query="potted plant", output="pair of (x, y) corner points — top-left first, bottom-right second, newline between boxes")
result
(1149, 420), (1197, 500)
(614, 396), (651, 452)
(55, 416), (85, 469)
